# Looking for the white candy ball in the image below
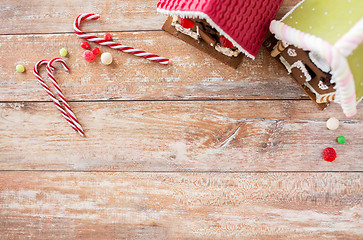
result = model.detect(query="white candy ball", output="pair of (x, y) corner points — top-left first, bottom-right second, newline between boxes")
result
(101, 52), (113, 65)
(326, 117), (339, 130)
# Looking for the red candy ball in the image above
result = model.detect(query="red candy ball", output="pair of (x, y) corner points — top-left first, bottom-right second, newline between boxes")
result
(219, 36), (234, 48)
(104, 33), (112, 41)
(82, 50), (95, 62)
(322, 147), (337, 162)
(92, 47), (100, 55)
(179, 18), (194, 29)
(80, 41), (90, 49)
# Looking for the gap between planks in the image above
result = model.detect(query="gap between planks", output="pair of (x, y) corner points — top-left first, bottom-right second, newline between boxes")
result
(0, 29), (164, 37)
(0, 170), (362, 173)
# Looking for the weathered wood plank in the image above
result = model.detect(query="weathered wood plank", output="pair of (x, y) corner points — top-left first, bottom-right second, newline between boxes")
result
(1, 32), (307, 102)
(0, 0), (164, 34)
(0, 172), (362, 239)
(0, 101), (361, 171)
(0, 0), (301, 34)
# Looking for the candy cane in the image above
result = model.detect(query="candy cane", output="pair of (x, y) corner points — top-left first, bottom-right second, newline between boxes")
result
(46, 58), (84, 136)
(33, 60), (84, 136)
(73, 13), (169, 65)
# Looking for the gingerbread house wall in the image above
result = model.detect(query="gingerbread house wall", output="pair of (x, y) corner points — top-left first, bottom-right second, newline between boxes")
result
(264, 35), (335, 110)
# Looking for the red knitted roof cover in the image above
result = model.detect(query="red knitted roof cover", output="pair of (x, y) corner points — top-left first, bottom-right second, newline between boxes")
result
(157, 0), (284, 59)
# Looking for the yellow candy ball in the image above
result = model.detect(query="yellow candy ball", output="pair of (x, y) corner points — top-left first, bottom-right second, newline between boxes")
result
(16, 65), (25, 73)
(60, 48), (68, 57)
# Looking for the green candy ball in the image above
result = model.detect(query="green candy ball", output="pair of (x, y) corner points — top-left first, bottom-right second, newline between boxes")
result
(16, 64), (25, 73)
(60, 48), (68, 57)
(337, 136), (346, 144)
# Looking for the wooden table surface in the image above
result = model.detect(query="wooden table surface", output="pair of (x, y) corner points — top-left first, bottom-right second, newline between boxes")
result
(1, 0), (362, 239)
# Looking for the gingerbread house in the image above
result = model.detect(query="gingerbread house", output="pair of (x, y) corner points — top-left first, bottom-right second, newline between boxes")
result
(157, 0), (284, 68)
(266, 0), (363, 117)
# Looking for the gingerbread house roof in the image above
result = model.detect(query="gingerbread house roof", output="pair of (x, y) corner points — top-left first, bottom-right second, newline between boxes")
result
(157, 0), (284, 59)
(270, 0), (363, 117)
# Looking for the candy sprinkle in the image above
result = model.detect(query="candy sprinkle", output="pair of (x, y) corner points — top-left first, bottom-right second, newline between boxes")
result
(104, 33), (112, 41)
(337, 136), (346, 144)
(83, 50), (95, 62)
(101, 52), (113, 65)
(60, 48), (68, 57)
(326, 117), (339, 130)
(322, 147), (337, 162)
(16, 64), (25, 73)
(92, 47), (100, 55)
(81, 41), (90, 49)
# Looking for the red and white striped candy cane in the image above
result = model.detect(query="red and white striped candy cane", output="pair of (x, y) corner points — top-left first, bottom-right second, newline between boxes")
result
(33, 60), (84, 136)
(73, 13), (169, 65)
(46, 58), (84, 136)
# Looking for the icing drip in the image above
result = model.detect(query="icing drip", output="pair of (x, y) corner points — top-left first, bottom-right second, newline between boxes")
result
(290, 60), (312, 82)
(172, 17), (199, 40)
(215, 44), (240, 57)
(270, 20), (357, 116)
(287, 48), (297, 57)
(304, 82), (336, 103)
(279, 56), (292, 73)
(308, 52), (331, 73)
(172, 16), (240, 57)
(318, 80), (329, 90)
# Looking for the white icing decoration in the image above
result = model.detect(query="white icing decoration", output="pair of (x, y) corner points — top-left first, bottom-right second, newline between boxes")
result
(279, 56), (292, 74)
(290, 60), (312, 82)
(215, 44), (240, 57)
(304, 82), (335, 101)
(172, 18), (199, 40)
(280, 55), (334, 101)
(318, 80), (329, 90)
(308, 52), (331, 73)
(157, 8), (255, 59)
(287, 48), (297, 57)
(170, 13), (240, 57)
(270, 19), (361, 116)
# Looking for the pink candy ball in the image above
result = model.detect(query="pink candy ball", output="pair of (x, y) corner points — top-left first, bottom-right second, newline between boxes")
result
(82, 50), (95, 62)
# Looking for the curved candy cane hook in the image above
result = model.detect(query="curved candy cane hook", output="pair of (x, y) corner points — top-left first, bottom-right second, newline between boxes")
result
(73, 13), (169, 65)
(46, 58), (84, 136)
(33, 60), (83, 136)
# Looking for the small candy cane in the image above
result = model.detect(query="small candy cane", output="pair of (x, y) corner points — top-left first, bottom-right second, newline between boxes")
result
(46, 58), (84, 136)
(73, 13), (169, 65)
(33, 60), (84, 136)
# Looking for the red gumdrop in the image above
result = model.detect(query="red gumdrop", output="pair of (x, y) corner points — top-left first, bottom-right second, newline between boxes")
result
(82, 50), (95, 62)
(219, 36), (234, 48)
(179, 18), (194, 29)
(92, 47), (100, 55)
(104, 33), (112, 41)
(322, 147), (337, 162)
(80, 41), (90, 49)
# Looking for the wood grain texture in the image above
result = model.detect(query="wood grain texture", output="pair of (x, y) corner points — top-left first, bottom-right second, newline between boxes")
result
(1, 0), (362, 238)
(0, 0), (301, 34)
(1, 172), (362, 239)
(0, 101), (362, 171)
(1, 32), (307, 102)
